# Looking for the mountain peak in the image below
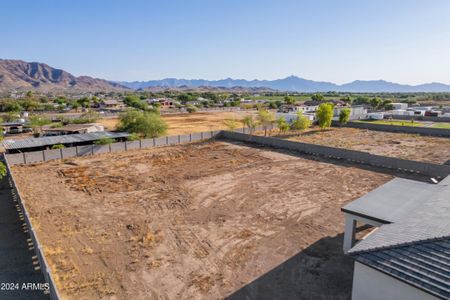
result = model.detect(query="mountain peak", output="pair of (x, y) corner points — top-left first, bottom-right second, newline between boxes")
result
(0, 59), (128, 91)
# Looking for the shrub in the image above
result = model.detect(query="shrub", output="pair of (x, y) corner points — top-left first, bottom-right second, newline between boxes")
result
(241, 115), (258, 134)
(338, 108), (351, 125)
(127, 133), (140, 141)
(94, 137), (114, 145)
(276, 116), (290, 134)
(257, 110), (275, 136)
(51, 144), (65, 149)
(70, 111), (99, 124)
(291, 112), (311, 131)
(186, 105), (197, 113)
(118, 109), (167, 138)
(0, 161), (6, 180)
(316, 103), (334, 129)
(223, 118), (240, 131)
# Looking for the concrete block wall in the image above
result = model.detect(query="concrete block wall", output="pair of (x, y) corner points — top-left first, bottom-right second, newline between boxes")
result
(6, 130), (223, 165)
(220, 131), (450, 179)
(343, 121), (450, 137)
(385, 114), (450, 123)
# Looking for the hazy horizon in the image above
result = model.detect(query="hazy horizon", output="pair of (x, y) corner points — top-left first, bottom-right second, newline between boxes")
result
(2, 0), (450, 84)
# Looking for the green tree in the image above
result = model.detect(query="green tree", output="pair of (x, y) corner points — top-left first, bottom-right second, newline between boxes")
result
(291, 112), (311, 131)
(118, 110), (167, 138)
(370, 97), (382, 109)
(340, 96), (352, 104)
(51, 144), (65, 149)
(186, 105), (197, 113)
(223, 118), (240, 131)
(127, 133), (140, 141)
(94, 137), (114, 145)
(257, 110), (275, 136)
(177, 94), (192, 104)
(276, 116), (290, 134)
(316, 103), (334, 129)
(338, 108), (351, 125)
(4, 101), (23, 112)
(284, 96), (295, 105)
(29, 115), (52, 135)
(311, 93), (324, 102)
(241, 115), (258, 134)
(353, 96), (370, 105)
(274, 100), (283, 108)
(77, 97), (91, 108)
(124, 95), (149, 111)
(21, 99), (41, 111)
(0, 161), (6, 181)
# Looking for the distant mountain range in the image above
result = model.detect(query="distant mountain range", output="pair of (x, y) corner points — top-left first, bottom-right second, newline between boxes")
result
(121, 76), (450, 93)
(0, 59), (127, 92)
(1, 59), (450, 93)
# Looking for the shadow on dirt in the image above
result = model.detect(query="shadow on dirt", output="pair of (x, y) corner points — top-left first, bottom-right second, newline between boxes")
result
(225, 233), (353, 300)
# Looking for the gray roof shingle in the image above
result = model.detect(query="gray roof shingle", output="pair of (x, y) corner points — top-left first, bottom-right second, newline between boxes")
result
(354, 238), (450, 299)
(345, 176), (450, 298)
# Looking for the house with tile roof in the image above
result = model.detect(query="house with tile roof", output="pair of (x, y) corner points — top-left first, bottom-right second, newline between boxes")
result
(341, 176), (450, 300)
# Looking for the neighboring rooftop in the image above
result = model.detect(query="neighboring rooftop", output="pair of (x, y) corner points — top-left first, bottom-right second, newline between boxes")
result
(344, 176), (450, 299)
(3, 131), (129, 151)
(101, 99), (120, 105)
(42, 123), (104, 133)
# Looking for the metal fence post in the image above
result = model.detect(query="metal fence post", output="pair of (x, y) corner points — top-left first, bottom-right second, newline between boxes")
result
(178, 135), (181, 144)
(139, 139), (142, 149)
(42, 151), (46, 162)
(23, 152), (26, 164)
(91, 144), (94, 155)
(189, 133), (192, 142)
(166, 136), (169, 145)
(60, 148), (63, 160)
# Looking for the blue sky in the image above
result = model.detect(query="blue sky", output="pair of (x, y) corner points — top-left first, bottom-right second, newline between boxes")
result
(2, 0), (450, 84)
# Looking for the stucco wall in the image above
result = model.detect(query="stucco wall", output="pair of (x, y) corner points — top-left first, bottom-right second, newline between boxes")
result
(6, 130), (223, 165)
(352, 262), (438, 300)
(344, 121), (450, 138)
(220, 131), (450, 179)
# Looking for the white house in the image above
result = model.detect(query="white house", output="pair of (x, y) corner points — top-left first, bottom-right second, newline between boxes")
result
(392, 102), (408, 110)
(275, 112), (314, 123)
(341, 176), (450, 300)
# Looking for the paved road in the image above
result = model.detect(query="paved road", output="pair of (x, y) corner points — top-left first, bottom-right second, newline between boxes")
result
(0, 176), (50, 300)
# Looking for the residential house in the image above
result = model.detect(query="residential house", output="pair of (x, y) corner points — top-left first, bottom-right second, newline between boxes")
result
(341, 176), (450, 300)
(42, 123), (104, 136)
(1, 122), (26, 134)
(100, 99), (123, 109)
(392, 103), (409, 110)
(146, 98), (177, 109)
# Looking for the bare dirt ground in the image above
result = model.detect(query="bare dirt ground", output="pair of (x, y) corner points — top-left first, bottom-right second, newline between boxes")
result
(98, 111), (256, 135)
(283, 127), (450, 164)
(12, 142), (391, 300)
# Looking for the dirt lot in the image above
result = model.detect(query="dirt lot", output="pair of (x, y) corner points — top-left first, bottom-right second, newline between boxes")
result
(98, 111), (256, 135)
(284, 127), (450, 164)
(13, 142), (390, 299)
